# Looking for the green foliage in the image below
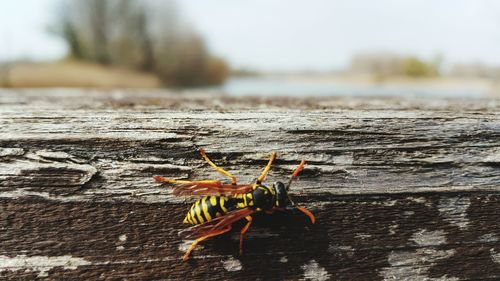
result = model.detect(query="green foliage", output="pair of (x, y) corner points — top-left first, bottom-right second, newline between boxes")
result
(401, 57), (439, 77)
(60, 20), (84, 60)
(350, 52), (441, 78)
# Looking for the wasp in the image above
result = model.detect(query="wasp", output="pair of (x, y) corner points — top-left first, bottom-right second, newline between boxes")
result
(154, 147), (315, 260)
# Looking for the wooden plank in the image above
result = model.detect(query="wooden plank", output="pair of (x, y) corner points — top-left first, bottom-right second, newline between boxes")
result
(0, 90), (499, 280)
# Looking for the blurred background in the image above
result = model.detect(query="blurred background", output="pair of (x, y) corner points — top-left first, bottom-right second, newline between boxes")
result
(1, 0), (500, 97)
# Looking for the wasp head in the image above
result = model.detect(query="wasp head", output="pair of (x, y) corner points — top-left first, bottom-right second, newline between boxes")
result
(273, 181), (289, 208)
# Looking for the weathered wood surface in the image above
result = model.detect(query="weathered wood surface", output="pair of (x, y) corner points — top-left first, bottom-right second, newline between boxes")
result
(0, 89), (499, 280)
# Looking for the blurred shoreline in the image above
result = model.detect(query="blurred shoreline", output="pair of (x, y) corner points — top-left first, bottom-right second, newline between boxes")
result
(260, 73), (494, 91)
(0, 61), (161, 88)
(1, 61), (498, 98)
(220, 73), (498, 98)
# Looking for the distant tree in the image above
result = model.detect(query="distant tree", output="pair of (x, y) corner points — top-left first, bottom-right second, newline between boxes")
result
(401, 57), (438, 77)
(350, 52), (404, 77)
(205, 57), (230, 85)
(450, 62), (500, 78)
(0, 63), (11, 87)
(52, 0), (228, 86)
(89, 0), (111, 64)
(350, 52), (439, 78)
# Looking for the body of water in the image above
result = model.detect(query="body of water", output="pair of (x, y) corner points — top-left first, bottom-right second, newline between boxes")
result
(210, 77), (489, 98)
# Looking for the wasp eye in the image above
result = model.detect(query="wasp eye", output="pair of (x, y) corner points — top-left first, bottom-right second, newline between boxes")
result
(273, 181), (288, 207)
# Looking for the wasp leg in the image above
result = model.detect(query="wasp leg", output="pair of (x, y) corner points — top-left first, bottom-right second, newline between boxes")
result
(297, 206), (316, 224)
(239, 216), (253, 256)
(256, 151), (277, 184)
(154, 176), (221, 186)
(197, 147), (238, 185)
(183, 225), (232, 261)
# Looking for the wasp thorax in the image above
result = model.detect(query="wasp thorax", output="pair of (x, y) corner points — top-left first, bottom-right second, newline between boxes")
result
(251, 185), (275, 210)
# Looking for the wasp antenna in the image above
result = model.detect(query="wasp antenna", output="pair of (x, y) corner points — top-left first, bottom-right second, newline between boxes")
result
(286, 160), (305, 191)
(256, 151), (277, 184)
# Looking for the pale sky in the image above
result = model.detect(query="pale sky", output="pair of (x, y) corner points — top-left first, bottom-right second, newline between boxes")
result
(1, 0), (500, 71)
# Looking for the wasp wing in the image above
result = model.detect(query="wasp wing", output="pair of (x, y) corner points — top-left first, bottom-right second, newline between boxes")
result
(154, 176), (253, 196)
(173, 183), (253, 196)
(180, 208), (255, 239)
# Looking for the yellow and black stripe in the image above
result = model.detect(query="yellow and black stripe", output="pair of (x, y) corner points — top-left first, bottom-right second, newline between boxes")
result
(183, 185), (278, 225)
(233, 192), (254, 209)
(183, 196), (232, 225)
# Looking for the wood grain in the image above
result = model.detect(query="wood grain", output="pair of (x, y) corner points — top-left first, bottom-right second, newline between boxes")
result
(0, 90), (499, 280)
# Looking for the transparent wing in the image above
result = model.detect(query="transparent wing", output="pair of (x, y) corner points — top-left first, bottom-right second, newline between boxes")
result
(172, 183), (254, 197)
(154, 176), (253, 196)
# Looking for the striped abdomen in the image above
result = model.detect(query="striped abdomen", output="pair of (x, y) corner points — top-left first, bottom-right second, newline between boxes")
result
(183, 196), (232, 225)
